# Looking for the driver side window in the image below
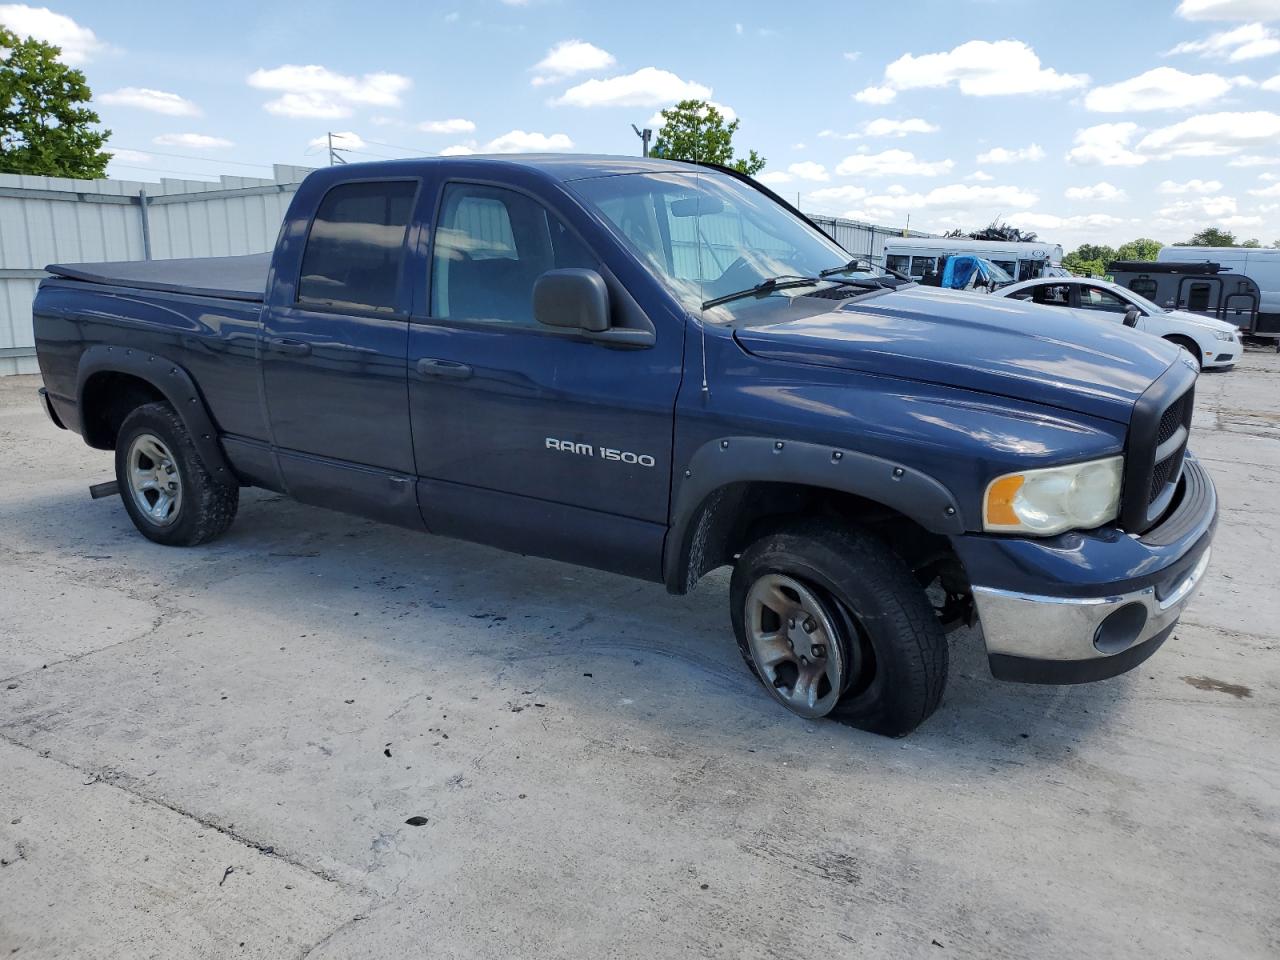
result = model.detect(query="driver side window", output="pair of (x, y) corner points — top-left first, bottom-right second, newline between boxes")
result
(430, 183), (596, 325)
(1078, 285), (1129, 314)
(1031, 283), (1072, 307)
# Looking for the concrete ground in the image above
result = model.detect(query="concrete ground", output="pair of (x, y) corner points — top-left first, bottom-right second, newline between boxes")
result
(1, 352), (1277, 960)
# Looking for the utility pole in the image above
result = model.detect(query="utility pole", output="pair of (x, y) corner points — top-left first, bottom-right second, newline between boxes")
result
(327, 131), (348, 166)
(630, 123), (652, 158)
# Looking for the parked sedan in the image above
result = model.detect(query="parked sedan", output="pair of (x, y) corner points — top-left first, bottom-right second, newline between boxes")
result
(996, 277), (1242, 370)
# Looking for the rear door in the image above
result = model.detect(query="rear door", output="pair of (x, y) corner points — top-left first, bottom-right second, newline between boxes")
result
(406, 179), (683, 580)
(260, 177), (423, 528)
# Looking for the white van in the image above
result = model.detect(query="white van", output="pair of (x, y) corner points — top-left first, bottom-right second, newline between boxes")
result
(1156, 246), (1280, 333)
(883, 237), (1065, 284)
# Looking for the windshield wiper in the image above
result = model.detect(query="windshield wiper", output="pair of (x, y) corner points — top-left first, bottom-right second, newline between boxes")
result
(702, 275), (822, 310)
(820, 258), (911, 283)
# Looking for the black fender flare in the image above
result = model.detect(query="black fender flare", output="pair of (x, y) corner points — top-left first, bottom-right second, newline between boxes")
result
(75, 344), (235, 480)
(663, 436), (965, 593)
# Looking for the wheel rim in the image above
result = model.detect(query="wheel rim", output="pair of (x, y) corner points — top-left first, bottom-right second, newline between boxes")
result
(744, 573), (849, 719)
(126, 432), (182, 527)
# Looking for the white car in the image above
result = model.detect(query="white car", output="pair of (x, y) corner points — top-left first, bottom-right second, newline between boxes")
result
(995, 277), (1242, 370)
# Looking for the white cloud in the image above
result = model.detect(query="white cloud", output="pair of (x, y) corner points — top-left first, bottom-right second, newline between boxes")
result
(531, 40), (615, 86)
(484, 129), (573, 152)
(99, 87), (200, 117)
(419, 118), (476, 134)
(1008, 212), (1128, 231)
(843, 51), (861, 62)
(1158, 195), (1241, 218)
(554, 67), (710, 107)
(0, 4), (102, 63)
(1066, 122), (1148, 166)
(862, 117), (938, 137)
(1249, 181), (1280, 195)
(1064, 182), (1127, 201)
(1177, 0), (1280, 20)
(752, 162), (828, 188)
(307, 131), (365, 150)
(1264, 73), (1280, 89)
(877, 40), (1087, 98)
(248, 64), (411, 118)
(1228, 152), (1280, 165)
(153, 133), (233, 150)
(805, 185), (869, 206)
(868, 183), (1037, 210)
(110, 149), (153, 165)
(966, 170), (994, 181)
(853, 85), (896, 104)
(1084, 67), (1239, 112)
(835, 149), (953, 177)
(1138, 110), (1280, 156)
(977, 143), (1046, 164)
(1158, 178), (1224, 193)
(439, 143), (476, 156)
(646, 100), (736, 128)
(1167, 22), (1280, 60)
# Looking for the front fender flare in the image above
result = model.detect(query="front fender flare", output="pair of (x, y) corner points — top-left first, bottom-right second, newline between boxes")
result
(663, 436), (964, 592)
(76, 344), (235, 480)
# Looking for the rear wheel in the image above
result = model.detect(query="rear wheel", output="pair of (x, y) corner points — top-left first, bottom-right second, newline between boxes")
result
(730, 521), (948, 737)
(115, 402), (238, 546)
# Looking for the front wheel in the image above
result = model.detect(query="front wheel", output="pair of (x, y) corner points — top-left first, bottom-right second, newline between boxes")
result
(1165, 335), (1203, 369)
(114, 402), (238, 546)
(730, 521), (948, 737)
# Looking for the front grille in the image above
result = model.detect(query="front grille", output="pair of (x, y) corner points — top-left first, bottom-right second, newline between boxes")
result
(1120, 360), (1198, 534)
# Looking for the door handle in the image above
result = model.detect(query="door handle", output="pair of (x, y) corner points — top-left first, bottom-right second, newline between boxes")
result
(416, 357), (473, 380)
(268, 337), (312, 357)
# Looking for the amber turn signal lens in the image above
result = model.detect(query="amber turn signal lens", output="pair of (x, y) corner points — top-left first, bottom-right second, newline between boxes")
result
(984, 474), (1024, 527)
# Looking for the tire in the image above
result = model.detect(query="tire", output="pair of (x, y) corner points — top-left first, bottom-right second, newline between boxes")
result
(1165, 335), (1203, 369)
(114, 401), (238, 546)
(730, 520), (947, 737)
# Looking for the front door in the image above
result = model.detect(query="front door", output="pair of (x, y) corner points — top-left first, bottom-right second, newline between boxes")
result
(260, 177), (423, 528)
(407, 181), (684, 580)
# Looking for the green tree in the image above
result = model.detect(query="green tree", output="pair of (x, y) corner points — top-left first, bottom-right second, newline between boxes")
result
(1175, 227), (1237, 247)
(1115, 238), (1162, 261)
(1241, 238), (1262, 248)
(1061, 252), (1109, 278)
(0, 27), (111, 178)
(651, 99), (765, 176)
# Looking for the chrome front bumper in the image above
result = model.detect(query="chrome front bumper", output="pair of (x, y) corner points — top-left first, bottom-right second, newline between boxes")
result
(973, 547), (1211, 684)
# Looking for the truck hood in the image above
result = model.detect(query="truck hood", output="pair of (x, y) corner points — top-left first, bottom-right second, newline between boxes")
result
(732, 286), (1180, 424)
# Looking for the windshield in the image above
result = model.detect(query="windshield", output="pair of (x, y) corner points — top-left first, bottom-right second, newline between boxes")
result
(571, 171), (882, 320)
(1118, 285), (1168, 314)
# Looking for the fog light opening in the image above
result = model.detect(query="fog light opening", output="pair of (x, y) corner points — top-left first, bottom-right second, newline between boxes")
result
(1093, 602), (1148, 655)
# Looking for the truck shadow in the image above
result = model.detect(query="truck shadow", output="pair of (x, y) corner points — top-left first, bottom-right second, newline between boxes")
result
(7, 485), (1129, 770)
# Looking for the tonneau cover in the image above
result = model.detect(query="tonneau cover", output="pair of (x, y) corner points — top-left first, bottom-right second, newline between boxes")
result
(45, 253), (270, 302)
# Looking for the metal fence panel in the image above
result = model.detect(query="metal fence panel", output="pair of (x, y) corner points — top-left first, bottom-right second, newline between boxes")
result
(0, 164), (308, 375)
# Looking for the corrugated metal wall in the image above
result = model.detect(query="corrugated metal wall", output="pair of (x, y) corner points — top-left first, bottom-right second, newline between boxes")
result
(805, 214), (934, 263)
(0, 164), (311, 375)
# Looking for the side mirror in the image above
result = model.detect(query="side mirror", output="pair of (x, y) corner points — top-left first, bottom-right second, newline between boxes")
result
(534, 268), (610, 333)
(1123, 305), (1141, 328)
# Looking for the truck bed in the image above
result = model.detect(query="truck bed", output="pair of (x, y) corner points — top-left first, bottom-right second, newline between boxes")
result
(45, 253), (271, 302)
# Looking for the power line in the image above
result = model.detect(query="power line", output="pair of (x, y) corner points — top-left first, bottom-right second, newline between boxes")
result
(112, 146), (277, 170)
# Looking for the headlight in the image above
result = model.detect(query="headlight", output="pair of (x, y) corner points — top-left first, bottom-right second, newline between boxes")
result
(983, 456), (1124, 536)
(1213, 330), (1233, 341)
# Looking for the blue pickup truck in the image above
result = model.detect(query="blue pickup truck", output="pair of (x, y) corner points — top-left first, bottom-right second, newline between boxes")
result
(32, 155), (1217, 735)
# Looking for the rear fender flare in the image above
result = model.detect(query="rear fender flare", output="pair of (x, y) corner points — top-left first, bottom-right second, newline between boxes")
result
(75, 344), (234, 480)
(663, 436), (964, 592)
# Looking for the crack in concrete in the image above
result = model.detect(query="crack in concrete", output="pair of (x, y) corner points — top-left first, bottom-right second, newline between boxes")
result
(0, 728), (372, 898)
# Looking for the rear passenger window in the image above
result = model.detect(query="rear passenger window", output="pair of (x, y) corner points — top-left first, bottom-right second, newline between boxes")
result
(1032, 283), (1072, 306)
(297, 180), (416, 313)
(431, 183), (596, 325)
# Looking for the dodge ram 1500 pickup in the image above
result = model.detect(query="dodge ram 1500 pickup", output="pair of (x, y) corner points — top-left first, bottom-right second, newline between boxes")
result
(32, 155), (1217, 735)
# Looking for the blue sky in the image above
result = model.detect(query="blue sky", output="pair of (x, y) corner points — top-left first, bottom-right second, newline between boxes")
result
(4, 0), (1280, 249)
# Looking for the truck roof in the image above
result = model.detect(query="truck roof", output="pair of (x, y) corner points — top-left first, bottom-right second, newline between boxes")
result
(316, 153), (706, 182)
